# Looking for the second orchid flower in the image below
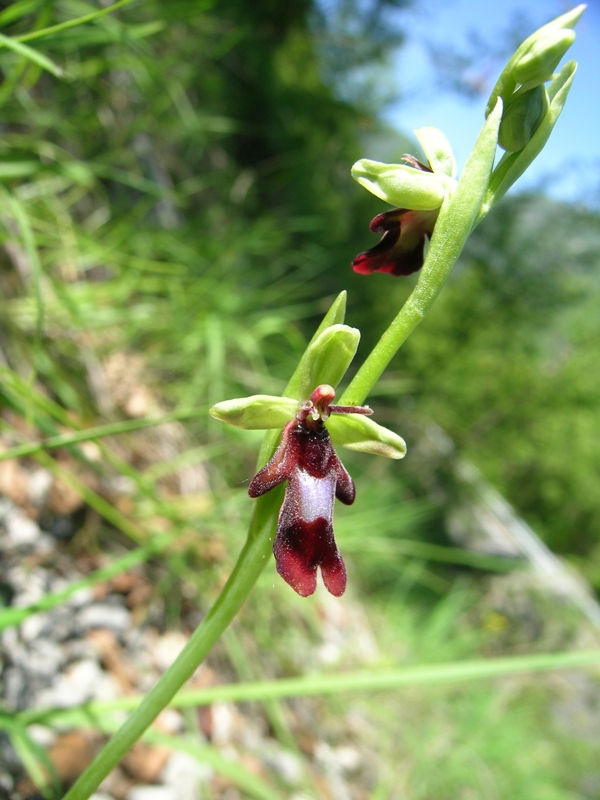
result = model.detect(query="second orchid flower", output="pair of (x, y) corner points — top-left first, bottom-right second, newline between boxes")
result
(351, 127), (457, 276)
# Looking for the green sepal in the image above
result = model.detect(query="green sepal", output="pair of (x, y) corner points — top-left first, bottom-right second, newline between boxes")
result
(416, 127), (456, 179)
(284, 291), (346, 400)
(298, 324), (360, 401)
(259, 292), (349, 469)
(209, 395), (298, 430)
(351, 158), (447, 210)
(484, 61), (576, 213)
(327, 414), (407, 460)
(498, 84), (548, 153)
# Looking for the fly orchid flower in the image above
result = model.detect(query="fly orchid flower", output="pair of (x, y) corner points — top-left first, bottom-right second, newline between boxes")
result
(210, 322), (406, 597)
(248, 384), (371, 597)
(351, 127), (457, 277)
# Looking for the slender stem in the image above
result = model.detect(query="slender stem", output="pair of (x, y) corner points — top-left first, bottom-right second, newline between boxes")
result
(61, 489), (281, 800)
(340, 100), (503, 407)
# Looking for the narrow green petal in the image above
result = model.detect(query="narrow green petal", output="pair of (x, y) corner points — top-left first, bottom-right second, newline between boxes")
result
(210, 395), (298, 430)
(328, 414), (407, 460)
(298, 324), (360, 401)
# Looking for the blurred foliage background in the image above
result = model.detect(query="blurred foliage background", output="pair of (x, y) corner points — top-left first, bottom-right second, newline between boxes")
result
(0, 1), (599, 798)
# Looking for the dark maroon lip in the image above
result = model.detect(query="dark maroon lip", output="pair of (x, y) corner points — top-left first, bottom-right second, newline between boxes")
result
(249, 417), (355, 597)
(352, 206), (439, 277)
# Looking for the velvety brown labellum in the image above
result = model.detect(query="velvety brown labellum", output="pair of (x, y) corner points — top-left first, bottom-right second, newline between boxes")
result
(352, 207), (439, 277)
(249, 418), (355, 597)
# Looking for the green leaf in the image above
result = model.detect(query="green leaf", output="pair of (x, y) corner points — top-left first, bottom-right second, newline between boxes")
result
(0, 534), (173, 632)
(327, 414), (407, 459)
(0, 32), (62, 77)
(0, 161), (41, 179)
(0, 716), (58, 794)
(22, 650), (600, 721)
(144, 732), (287, 800)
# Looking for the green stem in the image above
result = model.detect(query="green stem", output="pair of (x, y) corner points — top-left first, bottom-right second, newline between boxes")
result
(61, 489), (280, 800)
(340, 100), (503, 407)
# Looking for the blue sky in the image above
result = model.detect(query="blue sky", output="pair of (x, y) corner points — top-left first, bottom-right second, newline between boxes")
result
(384, 0), (600, 203)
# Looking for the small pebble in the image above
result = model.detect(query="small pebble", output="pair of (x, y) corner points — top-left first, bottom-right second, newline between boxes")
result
(78, 604), (131, 635)
(3, 507), (40, 547)
(127, 786), (178, 800)
(161, 751), (212, 800)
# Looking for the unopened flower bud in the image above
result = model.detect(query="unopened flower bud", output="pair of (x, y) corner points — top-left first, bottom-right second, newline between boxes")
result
(513, 29), (576, 87)
(486, 4), (584, 119)
(498, 84), (549, 152)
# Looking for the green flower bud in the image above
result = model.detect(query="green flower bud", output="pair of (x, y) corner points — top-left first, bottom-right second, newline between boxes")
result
(327, 414), (407, 459)
(513, 29), (576, 87)
(415, 127), (456, 179)
(298, 324), (360, 401)
(498, 84), (549, 153)
(210, 395), (299, 430)
(486, 4), (584, 118)
(351, 158), (448, 210)
(484, 61), (576, 213)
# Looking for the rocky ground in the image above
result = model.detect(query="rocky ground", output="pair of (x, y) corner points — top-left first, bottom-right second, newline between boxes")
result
(0, 490), (381, 800)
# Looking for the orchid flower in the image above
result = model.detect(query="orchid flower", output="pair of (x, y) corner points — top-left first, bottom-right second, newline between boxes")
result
(210, 322), (406, 596)
(351, 128), (457, 276)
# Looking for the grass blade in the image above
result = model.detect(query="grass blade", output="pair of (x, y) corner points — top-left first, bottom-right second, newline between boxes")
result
(21, 648), (600, 729)
(0, 31), (62, 76)
(13, 0), (138, 44)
